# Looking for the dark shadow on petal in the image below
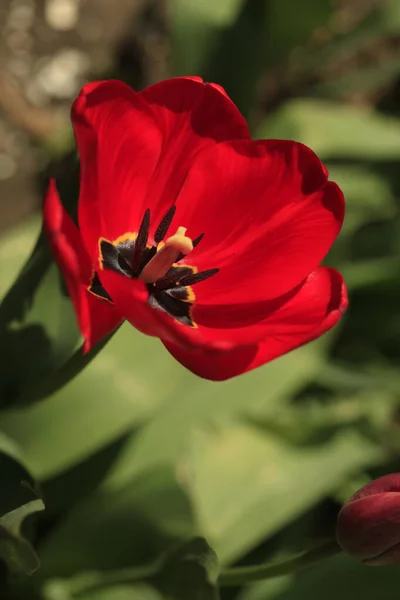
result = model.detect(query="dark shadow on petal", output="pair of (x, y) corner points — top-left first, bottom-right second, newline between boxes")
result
(193, 281), (303, 329)
(321, 181), (345, 222)
(141, 77), (250, 141)
(163, 340), (259, 381)
(296, 142), (328, 195)
(326, 268), (347, 315)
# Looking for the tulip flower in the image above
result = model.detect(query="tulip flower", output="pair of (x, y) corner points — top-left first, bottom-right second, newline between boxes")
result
(44, 76), (347, 380)
(337, 473), (400, 565)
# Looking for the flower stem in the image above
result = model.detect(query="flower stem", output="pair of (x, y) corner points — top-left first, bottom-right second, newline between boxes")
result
(218, 539), (341, 587)
(67, 564), (160, 598)
(50, 540), (341, 598)
(44, 563), (161, 599)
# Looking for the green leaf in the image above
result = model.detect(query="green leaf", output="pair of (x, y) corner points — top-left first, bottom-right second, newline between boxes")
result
(156, 537), (220, 600)
(171, 0), (333, 115)
(43, 581), (162, 600)
(340, 257), (400, 290)
(256, 99), (400, 160)
(314, 166), (399, 284)
(0, 434), (44, 575)
(0, 434), (38, 522)
(14, 346), (332, 581)
(0, 334), (325, 482)
(170, 0), (246, 75)
(171, 0), (268, 116)
(81, 585), (162, 600)
(0, 499), (45, 576)
(0, 159), (82, 407)
(0, 324), (192, 479)
(0, 217), (41, 301)
(0, 219), (80, 406)
(202, 0), (269, 116)
(41, 434), (133, 514)
(0, 262), (79, 406)
(103, 342), (326, 491)
(328, 166), (396, 217)
(237, 575), (290, 600)
(36, 467), (195, 578)
(41, 542), (218, 600)
(181, 423), (382, 564)
(237, 553), (400, 600)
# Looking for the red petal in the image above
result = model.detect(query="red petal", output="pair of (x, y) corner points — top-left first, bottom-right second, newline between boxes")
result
(97, 268), (228, 352)
(141, 76), (251, 229)
(43, 180), (123, 352)
(337, 492), (400, 565)
(71, 80), (162, 256)
(175, 139), (344, 303)
(162, 268), (347, 380)
(337, 473), (400, 565)
(350, 473), (400, 500)
(72, 78), (250, 263)
(192, 267), (347, 343)
(140, 76), (250, 151)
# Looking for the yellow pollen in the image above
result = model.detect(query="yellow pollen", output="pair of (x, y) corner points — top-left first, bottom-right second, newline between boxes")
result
(139, 226), (194, 283)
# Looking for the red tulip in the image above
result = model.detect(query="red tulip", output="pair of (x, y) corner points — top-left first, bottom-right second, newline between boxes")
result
(43, 76), (347, 381)
(337, 474), (400, 565)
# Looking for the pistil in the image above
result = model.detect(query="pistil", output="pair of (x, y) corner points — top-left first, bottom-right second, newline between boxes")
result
(139, 226), (194, 283)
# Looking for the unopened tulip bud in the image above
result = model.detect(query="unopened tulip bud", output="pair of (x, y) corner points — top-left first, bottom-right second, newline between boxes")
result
(336, 473), (400, 565)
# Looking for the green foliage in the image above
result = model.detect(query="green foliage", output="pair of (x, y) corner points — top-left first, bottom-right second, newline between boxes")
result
(172, 0), (268, 115)
(171, 0), (246, 75)
(263, 0), (333, 65)
(0, 225), (80, 407)
(43, 581), (162, 600)
(257, 99), (400, 160)
(0, 435), (44, 575)
(182, 424), (381, 564)
(156, 537), (220, 599)
(36, 467), (195, 577)
(237, 554), (400, 600)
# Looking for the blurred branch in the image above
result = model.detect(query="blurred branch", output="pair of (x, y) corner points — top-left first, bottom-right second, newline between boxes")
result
(318, 363), (400, 394)
(43, 539), (341, 597)
(219, 539), (341, 586)
(256, 0), (399, 114)
(0, 74), (62, 143)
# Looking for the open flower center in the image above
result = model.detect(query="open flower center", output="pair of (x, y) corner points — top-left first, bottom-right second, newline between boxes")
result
(88, 207), (218, 327)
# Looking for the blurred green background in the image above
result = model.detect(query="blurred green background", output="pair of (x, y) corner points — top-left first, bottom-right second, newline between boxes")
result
(1, 0), (400, 598)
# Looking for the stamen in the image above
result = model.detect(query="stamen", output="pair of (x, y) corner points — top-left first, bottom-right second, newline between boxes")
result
(176, 232), (204, 262)
(136, 245), (157, 276)
(154, 205), (176, 244)
(139, 226), (193, 283)
(131, 208), (151, 273)
(153, 266), (195, 291)
(178, 268), (219, 287)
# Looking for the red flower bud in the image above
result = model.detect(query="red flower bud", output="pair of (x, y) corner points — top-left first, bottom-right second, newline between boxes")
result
(336, 473), (400, 565)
